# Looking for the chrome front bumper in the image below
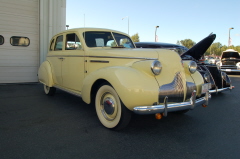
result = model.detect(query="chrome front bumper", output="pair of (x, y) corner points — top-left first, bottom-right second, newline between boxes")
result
(221, 69), (240, 72)
(133, 91), (210, 115)
(209, 86), (233, 93)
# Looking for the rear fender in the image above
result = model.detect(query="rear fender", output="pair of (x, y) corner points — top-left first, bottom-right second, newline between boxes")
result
(38, 61), (54, 87)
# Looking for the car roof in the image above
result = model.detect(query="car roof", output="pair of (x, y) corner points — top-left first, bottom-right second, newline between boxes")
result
(223, 49), (238, 53)
(55, 27), (128, 36)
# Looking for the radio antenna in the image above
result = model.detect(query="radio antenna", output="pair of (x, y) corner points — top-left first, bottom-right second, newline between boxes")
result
(84, 14), (85, 42)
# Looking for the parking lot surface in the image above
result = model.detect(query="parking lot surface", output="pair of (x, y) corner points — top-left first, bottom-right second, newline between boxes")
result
(1, 75), (240, 159)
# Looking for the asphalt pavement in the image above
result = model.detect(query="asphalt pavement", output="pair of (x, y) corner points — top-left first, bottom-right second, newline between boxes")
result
(0, 75), (240, 159)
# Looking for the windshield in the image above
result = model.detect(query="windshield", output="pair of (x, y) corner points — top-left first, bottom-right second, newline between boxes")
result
(222, 52), (240, 58)
(83, 31), (134, 48)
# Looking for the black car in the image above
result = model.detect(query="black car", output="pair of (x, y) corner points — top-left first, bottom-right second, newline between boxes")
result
(135, 42), (188, 55)
(135, 34), (233, 93)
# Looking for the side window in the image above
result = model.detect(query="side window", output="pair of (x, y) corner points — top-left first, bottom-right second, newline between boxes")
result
(0, 35), (4, 45)
(65, 33), (81, 50)
(49, 39), (55, 51)
(10, 36), (30, 46)
(54, 35), (63, 51)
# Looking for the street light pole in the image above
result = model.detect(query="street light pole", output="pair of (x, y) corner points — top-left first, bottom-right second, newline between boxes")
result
(228, 27), (234, 46)
(155, 26), (159, 42)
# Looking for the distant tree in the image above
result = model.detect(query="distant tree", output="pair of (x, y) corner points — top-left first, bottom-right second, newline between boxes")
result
(131, 33), (140, 42)
(206, 42), (222, 56)
(180, 39), (196, 49)
(205, 44), (240, 56)
(234, 46), (240, 52)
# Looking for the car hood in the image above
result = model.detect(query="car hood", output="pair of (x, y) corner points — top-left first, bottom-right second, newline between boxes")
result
(181, 33), (216, 60)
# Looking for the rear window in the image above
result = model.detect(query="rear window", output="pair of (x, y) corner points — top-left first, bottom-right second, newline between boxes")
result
(54, 35), (63, 50)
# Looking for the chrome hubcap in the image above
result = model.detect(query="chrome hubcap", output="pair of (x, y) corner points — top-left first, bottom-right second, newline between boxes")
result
(103, 97), (115, 115)
(100, 93), (117, 121)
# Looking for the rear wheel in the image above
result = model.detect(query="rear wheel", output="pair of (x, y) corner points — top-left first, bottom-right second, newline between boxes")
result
(44, 84), (56, 96)
(95, 84), (131, 130)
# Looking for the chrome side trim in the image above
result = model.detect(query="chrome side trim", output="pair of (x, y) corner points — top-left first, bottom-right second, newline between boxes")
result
(89, 56), (157, 60)
(47, 55), (85, 57)
(90, 60), (109, 63)
(133, 91), (211, 115)
(54, 85), (82, 98)
(47, 55), (157, 60)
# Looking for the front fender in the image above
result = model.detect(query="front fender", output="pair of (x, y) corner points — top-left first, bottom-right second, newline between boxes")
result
(82, 66), (159, 110)
(183, 60), (204, 97)
(190, 70), (205, 96)
(38, 61), (54, 87)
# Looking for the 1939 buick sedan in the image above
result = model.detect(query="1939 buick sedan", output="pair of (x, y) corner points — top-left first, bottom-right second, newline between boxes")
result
(38, 28), (211, 130)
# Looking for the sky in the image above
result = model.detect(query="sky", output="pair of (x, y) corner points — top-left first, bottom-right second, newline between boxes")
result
(66, 0), (240, 46)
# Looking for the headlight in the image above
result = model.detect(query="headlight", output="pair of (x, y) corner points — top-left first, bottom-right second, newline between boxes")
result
(236, 62), (240, 69)
(151, 60), (162, 75)
(204, 73), (210, 83)
(189, 61), (197, 74)
(221, 72), (227, 81)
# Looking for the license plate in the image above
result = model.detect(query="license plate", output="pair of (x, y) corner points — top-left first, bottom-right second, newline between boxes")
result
(202, 83), (209, 94)
(226, 69), (231, 72)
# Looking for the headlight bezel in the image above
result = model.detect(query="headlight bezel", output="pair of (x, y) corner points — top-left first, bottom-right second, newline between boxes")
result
(151, 60), (162, 75)
(188, 61), (197, 74)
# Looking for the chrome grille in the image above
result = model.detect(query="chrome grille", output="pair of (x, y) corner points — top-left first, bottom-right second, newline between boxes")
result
(159, 72), (184, 103)
(186, 82), (197, 99)
(220, 65), (237, 69)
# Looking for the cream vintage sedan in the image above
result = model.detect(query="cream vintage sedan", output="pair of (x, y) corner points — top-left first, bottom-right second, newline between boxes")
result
(38, 28), (211, 130)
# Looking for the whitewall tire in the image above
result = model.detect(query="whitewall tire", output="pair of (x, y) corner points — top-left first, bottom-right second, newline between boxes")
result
(95, 84), (131, 130)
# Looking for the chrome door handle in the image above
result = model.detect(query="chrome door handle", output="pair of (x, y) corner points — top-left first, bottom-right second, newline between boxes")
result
(58, 57), (65, 60)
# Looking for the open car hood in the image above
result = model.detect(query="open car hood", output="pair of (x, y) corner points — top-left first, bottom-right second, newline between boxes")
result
(180, 33), (216, 60)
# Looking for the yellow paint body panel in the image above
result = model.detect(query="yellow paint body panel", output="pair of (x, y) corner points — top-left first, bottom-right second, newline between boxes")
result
(38, 28), (206, 111)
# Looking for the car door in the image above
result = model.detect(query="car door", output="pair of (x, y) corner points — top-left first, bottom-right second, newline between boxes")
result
(61, 33), (85, 91)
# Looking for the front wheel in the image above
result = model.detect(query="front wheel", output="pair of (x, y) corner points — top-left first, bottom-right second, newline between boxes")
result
(95, 84), (131, 130)
(44, 84), (56, 96)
